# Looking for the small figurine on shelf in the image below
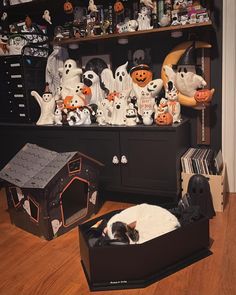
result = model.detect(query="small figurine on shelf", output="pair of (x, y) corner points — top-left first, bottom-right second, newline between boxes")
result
(101, 20), (110, 35)
(125, 103), (138, 126)
(114, 0), (125, 15)
(156, 111), (173, 125)
(58, 59), (83, 100)
(154, 97), (168, 120)
(137, 6), (153, 30)
(76, 107), (93, 125)
(159, 14), (171, 27)
(64, 1), (74, 14)
(142, 109), (154, 125)
(42, 10), (52, 25)
(1, 12), (9, 34)
(109, 89), (131, 125)
(140, 0), (154, 10)
(96, 109), (107, 125)
(88, 0), (98, 14)
(54, 108), (63, 125)
(0, 35), (8, 55)
(31, 91), (55, 125)
(96, 98), (113, 125)
(83, 70), (106, 105)
(101, 61), (133, 93)
(166, 80), (181, 123)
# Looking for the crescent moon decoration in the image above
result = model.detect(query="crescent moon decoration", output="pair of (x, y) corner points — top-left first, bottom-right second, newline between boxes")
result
(161, 41), (213, 108)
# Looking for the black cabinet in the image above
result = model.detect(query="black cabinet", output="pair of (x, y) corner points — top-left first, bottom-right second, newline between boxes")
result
(0, 120), (190, 201)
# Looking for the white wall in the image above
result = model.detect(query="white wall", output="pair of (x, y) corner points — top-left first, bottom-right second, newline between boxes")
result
(222, 0), (236, 192)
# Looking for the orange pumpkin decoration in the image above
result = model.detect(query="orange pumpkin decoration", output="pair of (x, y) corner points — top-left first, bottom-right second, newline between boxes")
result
(82, 86), (92, 96)
(130, 64), (153, 88)
(114, 1), (124, 14)
(64, 1), (73, 14)
(107, 91), (119, 101)
(63, 95), (73, 109)
(156, 112), (173, 126)
(194, 89), (213, 103)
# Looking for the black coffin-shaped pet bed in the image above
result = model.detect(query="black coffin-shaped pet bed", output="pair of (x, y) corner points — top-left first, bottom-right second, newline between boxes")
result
(79, 208), (212, 291)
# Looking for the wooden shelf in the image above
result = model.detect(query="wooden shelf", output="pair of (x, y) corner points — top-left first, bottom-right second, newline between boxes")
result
(54, 21), (213, 46)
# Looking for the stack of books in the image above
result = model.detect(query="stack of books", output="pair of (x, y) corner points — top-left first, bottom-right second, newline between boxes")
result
(181, 148), (223, 175)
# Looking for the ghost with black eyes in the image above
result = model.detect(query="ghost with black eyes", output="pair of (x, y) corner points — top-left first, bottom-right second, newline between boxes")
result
(101, 62), (132, 93)
(175, 65), (207, 97)
(58, 59), (83, 99)
(83, 70), (106, 105)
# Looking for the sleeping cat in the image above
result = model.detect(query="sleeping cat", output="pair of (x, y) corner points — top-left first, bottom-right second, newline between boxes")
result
(106, 203), (180, 244)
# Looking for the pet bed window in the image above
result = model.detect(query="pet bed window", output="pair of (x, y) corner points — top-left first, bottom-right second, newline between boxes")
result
(24, 196), (39, 223)
(60, 177), (89, 227)
(10, 187), (24, 207)
(68, 157), (82, 174)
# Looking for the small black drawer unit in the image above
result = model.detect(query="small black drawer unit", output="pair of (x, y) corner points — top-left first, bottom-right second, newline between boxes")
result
(0, 55), (47, 123)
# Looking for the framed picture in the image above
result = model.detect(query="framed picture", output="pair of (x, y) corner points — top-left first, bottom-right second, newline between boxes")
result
(81, 54), (111, 75)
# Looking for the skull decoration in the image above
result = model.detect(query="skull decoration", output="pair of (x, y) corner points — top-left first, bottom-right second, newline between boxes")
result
(132, 49), (145, 66)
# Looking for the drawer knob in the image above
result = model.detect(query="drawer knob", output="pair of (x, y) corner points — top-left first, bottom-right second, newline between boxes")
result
(121, 155), (128, 164)
(112, 155), (119, 164)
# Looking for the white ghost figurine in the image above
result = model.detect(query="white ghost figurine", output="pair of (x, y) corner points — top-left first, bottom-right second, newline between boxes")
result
(97, 98), (113, 124)
(175, 68), (207, 97)
(83, 70), (105, 105)
(88, 0), (98, 13)
(163, 64), (207, 97)
(54, 108), (63, 125)
(101, 62), (132, 93)
(31, 91), (55, 125)
(109, 89), (131, 125)
(58, 59), (83, 99)
(42, 10), (52, 25)
(137, 6), (153, 31)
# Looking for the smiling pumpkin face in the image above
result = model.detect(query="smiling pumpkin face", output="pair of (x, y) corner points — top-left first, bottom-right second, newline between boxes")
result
(130, 64), (153, 87)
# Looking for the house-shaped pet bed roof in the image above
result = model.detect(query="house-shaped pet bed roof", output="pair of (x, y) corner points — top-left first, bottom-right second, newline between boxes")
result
(0, 143), (103, 240)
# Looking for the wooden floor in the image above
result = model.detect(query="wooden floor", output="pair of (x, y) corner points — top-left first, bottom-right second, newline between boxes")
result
(0, 189), (235, 295)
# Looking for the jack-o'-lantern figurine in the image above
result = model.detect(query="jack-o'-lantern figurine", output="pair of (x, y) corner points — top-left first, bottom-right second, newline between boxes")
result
(130, 64), (153, 88)
(107, 91), (119, 102)
(64, 1), (73, 14)
(194, 89), (214, 104)
(156, 112), (173, 125)
(114, 0), (124, 14)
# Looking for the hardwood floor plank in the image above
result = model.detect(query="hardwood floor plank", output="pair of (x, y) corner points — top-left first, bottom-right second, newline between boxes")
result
(0, 189), (236, 295)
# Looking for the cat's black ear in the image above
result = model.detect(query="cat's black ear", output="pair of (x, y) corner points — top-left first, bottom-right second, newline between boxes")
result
(127, 221), (136, 229)
(127, 222), (139, 242)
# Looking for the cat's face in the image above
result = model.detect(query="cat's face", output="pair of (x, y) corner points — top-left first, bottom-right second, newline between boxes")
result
(111, 221), (139, 244)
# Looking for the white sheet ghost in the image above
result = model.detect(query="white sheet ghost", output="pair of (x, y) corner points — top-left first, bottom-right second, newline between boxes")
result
(109, 89), (131, 125)
(132, 78), (163, 101)
(163, 64), (207, 97)
(58, 59), (83, 99)
(83, 70), (105, 105)
(101, 62), (132, 93)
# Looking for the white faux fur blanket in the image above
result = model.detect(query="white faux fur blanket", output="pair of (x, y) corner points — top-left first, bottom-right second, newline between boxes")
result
(107, 203), (180, 244)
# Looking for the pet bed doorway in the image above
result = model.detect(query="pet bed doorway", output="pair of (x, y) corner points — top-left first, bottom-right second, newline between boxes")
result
(60, 177), (89, 226)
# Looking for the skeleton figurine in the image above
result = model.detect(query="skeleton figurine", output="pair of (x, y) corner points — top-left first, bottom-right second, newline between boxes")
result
(166, 81), (181, 123)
